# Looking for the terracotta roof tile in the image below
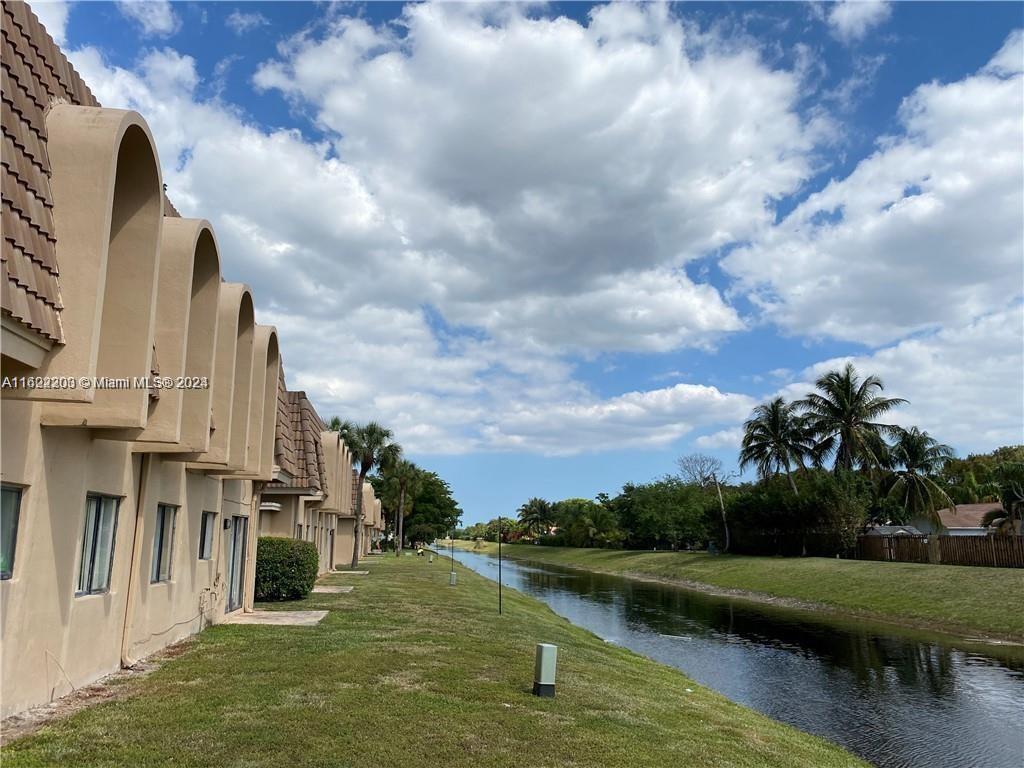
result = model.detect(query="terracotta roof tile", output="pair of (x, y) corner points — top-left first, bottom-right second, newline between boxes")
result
(1, 2), (100, 343)
(1, 98), (48, 167)
(2, 134), (49, 200)
(270, 367), (328, 492)
(273, 368), (295, 475)
(2, 2), (184, 344)
(3, 207), (56, 273)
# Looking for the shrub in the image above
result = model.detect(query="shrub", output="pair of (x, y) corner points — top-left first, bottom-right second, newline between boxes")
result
(254, 536), (319, 601)
(537, 532), (567, 547)
(725, 470), (871, 557)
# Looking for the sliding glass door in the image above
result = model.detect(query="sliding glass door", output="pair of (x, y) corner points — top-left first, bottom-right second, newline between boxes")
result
(226, 516), (247, 612)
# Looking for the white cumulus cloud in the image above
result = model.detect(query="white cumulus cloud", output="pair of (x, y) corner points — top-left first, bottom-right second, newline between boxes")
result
(826, 1), (892, 44)
(253, 2), (824, 353)
(725, 31), (1024, 346)
(117, 0), (179, 37)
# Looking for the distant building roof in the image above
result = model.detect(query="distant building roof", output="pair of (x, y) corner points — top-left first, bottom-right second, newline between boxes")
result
(936, 503), (1003, 529)
(271, 367), (326, 492)
(865, 525), (923, 536)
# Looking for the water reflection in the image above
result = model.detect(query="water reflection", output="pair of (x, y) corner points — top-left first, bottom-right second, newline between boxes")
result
(451, 549), (1024, 768)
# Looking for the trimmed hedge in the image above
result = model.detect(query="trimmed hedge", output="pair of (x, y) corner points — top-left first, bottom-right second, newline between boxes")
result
(254, 536), (319, 601)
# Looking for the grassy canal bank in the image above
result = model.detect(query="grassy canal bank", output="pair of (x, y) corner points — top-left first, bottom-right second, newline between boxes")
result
(3, 556), (864, 767)
(455, 542), (1024, 641)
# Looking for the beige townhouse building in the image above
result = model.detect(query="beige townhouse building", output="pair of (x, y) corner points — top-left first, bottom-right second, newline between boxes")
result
(363, 482), (385, 555)
(320, 426), (358, 570)
(0, 3), (285, 717)
(263, 381), (338, 575)
(261, 381), (385, 573)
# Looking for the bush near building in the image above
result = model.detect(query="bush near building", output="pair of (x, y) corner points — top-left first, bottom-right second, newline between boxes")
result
(254, 537), (319, 600)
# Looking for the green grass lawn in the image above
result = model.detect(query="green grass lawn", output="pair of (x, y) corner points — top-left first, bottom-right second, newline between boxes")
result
(458, 542), (1024, 640)
(3, 556), (865, 767)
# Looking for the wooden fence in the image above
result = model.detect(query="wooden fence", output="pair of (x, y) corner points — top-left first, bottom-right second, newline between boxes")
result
(857, 534), (1024, 568)
(857, 534), (929, 563)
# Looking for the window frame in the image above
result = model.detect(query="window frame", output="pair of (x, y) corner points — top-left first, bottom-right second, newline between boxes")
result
(151, 504), (178, 583)
(198, 511), (216, 560)
(1, 484), (24, 580)
(76, 493), (120, 596)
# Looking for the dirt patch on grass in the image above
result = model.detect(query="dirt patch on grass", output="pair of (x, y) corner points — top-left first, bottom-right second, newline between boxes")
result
(375, 670), (425, 692)
(0, 639), (195, 746)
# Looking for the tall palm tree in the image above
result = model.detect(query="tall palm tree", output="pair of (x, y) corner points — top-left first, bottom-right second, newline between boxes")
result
(739, 397), (813, 495)
(336, 421), (401, 569)
(886, 427), (956, 528)
(386, 460), (420, 556)
(799, 362), (906, 472)
(517, 497), (554, 538)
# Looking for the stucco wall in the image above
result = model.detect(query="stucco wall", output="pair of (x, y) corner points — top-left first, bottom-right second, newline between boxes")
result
(260, 495), (300, 538)
(334, 518), (356, 568)
(0, 398), (266, 716)
(123, 463), (227, 662)
(1, 400), (137, 716)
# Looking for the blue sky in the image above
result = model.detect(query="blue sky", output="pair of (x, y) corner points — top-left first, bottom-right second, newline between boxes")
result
(40, 1), (1024, 524)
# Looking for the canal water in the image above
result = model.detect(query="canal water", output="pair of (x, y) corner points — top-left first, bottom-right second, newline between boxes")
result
(447, 548), (1024, 768)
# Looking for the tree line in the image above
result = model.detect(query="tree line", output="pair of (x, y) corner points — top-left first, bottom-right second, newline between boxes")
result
(456, 364), (1023, 557)
(327, 418), (463, 565)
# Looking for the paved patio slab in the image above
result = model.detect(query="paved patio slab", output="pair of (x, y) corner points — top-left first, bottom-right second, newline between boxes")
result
(312, 585), (354, 594)
(221, 610), (327, 626)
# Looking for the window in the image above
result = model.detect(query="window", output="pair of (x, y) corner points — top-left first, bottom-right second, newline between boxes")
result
(1, 485), (23, 579)
(77, 495), (119, 594)
(151, 504), (177, 582)
(296, 524), (303, 540)
(198, 511), (215, 560)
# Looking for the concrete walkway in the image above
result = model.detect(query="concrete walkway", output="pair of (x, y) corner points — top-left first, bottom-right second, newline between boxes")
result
(312, 585), (353, 594)
(221, 610), (327, 626)
(331, 570), (369, 575)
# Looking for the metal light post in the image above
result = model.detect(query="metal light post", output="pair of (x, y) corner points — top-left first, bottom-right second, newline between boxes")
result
(498, 515), (503, 615)
(448, 529), (457, 586)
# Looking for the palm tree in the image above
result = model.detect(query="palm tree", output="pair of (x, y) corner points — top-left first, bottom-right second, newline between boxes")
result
(336, 421), (401, 569)
(565, 505), (622, 548)
(385, 460), (420, 556)
(739, 397), (813, 495)
(948, 470), (1000, 505)
(799, 362), (906, 472)
(517, 498), (554, 539)
(981, 462), (1024, 534)
(885, 427), (956, 528)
